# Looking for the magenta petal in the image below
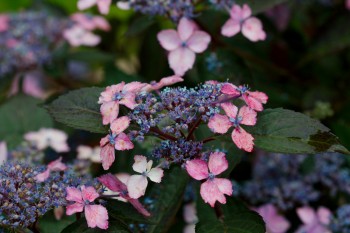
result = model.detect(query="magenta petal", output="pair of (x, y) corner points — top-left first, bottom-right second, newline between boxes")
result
(238, 106), (257, 126)
(168, 47), (196, 76)
(185, 159), (209, 180)
(101, 143), (115, 170)
(221, 18), (241, 37)
(157, 29), (181, 51)
(66, 187), (83, 203)
(128, 198), (151, 217)
(81, 186), (99, 202)
(177, 17), (195, 41)
(84, 205), (109, 229)
(208, 114), (231, 134)
(231, 127), (254, 152)
(187, 31), (211, 53)
(98, 173), (127, 193)
(221, 83), (240, 96)
(66, 203), (84, 215)
(200, 180), (226, 207)
(208, 152), (228, 175)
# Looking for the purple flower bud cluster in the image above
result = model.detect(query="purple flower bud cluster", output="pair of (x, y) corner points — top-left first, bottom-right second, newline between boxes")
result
(0, 12), (69, 77)
(330, 205), (350, 233)
(0, 162), (97, 230)
(240, 152), (350, 210)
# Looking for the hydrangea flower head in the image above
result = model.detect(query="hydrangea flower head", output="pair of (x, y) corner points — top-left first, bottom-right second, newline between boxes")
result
(35, 157), (67, 182)
(255, 204), (290, 233)
(296, 206), (331, 233)
(221, 4), (266, 42)
(127, 155), (164, 199)
(66, 186), (108, 229)
(186, 152), (233, 207)
(78, 0), (111, 14)
(208, 103), (257, 152)
(157, 17), (211, 76)
(24, 128), (69, 152)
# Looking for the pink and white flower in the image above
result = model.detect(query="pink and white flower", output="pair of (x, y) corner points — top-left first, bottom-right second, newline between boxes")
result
(295, 206), (331, 233)
(100, 116), (134, 170)
(208, 103), (257, 152)
(141, 75), (184, 92)
(98, 173), (151, 216)
(0, 142), (7, 166)
(63, 25), (101, 47)
(98, 81), (145, 125)
(35, 157), (67, 182)
(127, 155), (164, 199)
(221, 83), (268, 112)
(24, 128), (69, 152)
(157, 17), (211, 76)
(66, 186), (108, 229)
(221, 4), (266, 42)
(186, 152), (233, 207)
(255, 204), (290, 233)
(77, 0), (111, 15)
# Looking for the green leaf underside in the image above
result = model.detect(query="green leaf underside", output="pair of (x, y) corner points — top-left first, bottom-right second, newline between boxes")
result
(0, 95), (53, 149)
(45, 87), (107, 134)
(249, 108), (349, 154)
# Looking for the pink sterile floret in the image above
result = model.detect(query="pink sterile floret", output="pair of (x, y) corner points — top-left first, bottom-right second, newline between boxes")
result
(66, 186), (108, 229)
(157, 17), (211, 76)
(35, 157), (67, 182)
(295, 206), (331, 233)
(141, 75), (184, 92)
(186, 152), (233, 207)
(255, 204), (290, 233)
(78, 0), (111, 15)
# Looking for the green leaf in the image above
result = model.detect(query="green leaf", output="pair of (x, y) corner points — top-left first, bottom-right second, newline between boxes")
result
(146, 167), (189, 233)
(125, 16), (156, 37)
(196, 198), (265, 233)
(0, 95), (53, 149)
(39, 211), (75, 233)
(61, 218), (131, 233)
(249, 108), (349, 154)
(107, 200), (153, 224)
(235, 0), (290, 14)
(45, 87), (107, 134)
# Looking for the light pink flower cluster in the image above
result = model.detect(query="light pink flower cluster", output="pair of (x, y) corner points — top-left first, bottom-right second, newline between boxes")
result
(295, 206), (331, 233)
(186, 152), (233, 207)
(35, 157), (67, 182)
(208, 83), (268, 152)
(98, 77), (183, 170)
(78, 0), (111, 15)
(221, 4), (266, 42)
(66, 186), (108, 229)
(64, 13), (110, 47)
(254, 204), (290, 233)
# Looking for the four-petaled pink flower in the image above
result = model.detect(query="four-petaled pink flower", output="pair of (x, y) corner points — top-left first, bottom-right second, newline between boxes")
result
(295, 206), (331, 233)
(141, 75), (184, 92)
(208, 103), (257, 152)
(127, 155), (164, 199)
(63, 26), (101, 47)
(255, 204), (290, 233)
(221, 4), (266, 42)
(66, 186), (108, 229)
(221, 83), (268, 111)
(98, 173), (151, 216)
(35, 157), (67, 182)
(100, 116), (134, 170)
(77, 0), (111, 15)
(157, 17), (211, 76)
(24, 128), (70, 152)
(98, 81), (145, 125)
(186, 152), (233, 207)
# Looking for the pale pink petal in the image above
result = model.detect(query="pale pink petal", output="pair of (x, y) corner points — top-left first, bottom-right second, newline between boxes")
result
(77, 0), (96, 10)
(241, 4), (252, 19)
(185, 159), (209, 180)
(187, 31), (211, 53)
(48, 157), (67, 171)
(116, 173), (130, 184)
(205, 80), (219, 85)
(0, 15), (9, 32)
(213, 178), (233, 196)
(242, 17), (266, 42)
(208, 152), (228, 175)
(184, 224), (196, 233)
(127, 175), (148, 199)
(66, 203), (84, 215)
(66, 187), (83, 203)
(248, 91), (268, 104)
(54, 206), (65, 220)
(122, 82), (145, 93)
(114, 133), (134, 151)
(317, 207), (331, 225)
(92, 16), (111, 31)
(98, 173), (127, 193)
(110, 116), (130, 134)
(101, 143), (115, 170)
(238, 106), (257, 126)
(221, 83), (240, 96)
(296, 206), (317, 225)
(155, 75), (184, 90)
(100, 101), (119, 125)
(221, 18), (241, 37)
(84, 205), (109, 229)
(81, 31), (101, 46)
(257, 204), (290, 233)
(0, 142), (7, 165)
(231, 127), (254, 152)
(82, 186), (100, 202)
(168, 47), (196, 76)
(208, 114), (232, 134)
(98, 83), (124, 104)
(177, 17), (195, 41)
(229, 5), (243, 20)
(183, 203), (198, 223)
(148, 168), (164, 183)
(97, 0), (111, 14)
(157, 29), (181, 51)
(242, 93), (265, 112)
(347, 0), (350, 10)
(132, 155), (148, 173)
(71, 13), (94, 30)
(119, 92), (137, 109)
(200, 180), (226, 207)
(35, 169), (51, 182)
(100, 135), (110, 147)
(127, 198), (151, 217)
(221, 102), (238, 119)
(50, 141), (70, 153)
